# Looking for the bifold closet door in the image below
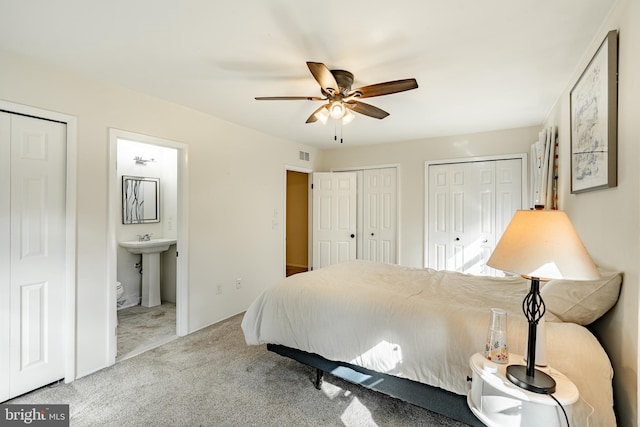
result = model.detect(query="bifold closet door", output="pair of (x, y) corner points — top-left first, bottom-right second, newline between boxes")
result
(428, 159), (521, 276)
(0, 112), (66, 402)
(312, 172), (357, 269)
(362, 168), (397, 263)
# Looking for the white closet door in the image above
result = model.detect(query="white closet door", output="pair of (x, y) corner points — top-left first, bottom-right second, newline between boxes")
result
(489, 159), (523, 276)
(427, 159), (521, 275)
(471, 161), (496, 276)
(449, 162), (478, 272)
(312, 172), (357, 269)
(428, 162), (482, 272)
(0, 113), (11, 402)
(1, 113), (67, 401)
(496, 159), (523, 236)
(427, 164), (450, 270)
(362, 168), (397, 263)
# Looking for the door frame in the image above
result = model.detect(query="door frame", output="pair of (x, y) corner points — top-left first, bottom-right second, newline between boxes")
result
(107, 128), (189, 364)
(0, 100), (78, 383)
(331, 164), (401, 264)
(424, 153), (528, 268)
(283, 164), (313, 277)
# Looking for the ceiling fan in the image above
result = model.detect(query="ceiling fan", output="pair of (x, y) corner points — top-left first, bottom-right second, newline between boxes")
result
(255, 62), (418, 124)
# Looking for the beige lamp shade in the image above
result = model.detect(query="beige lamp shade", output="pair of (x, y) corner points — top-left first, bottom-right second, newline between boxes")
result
(487, 210), (600, 281)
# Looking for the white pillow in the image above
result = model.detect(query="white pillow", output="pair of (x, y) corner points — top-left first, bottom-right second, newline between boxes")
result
(540, 270), (622, 325)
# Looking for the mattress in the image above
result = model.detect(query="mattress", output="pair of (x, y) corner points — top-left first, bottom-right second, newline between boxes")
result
(242, 260), (615, 426)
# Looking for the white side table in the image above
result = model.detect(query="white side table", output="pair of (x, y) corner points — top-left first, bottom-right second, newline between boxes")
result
(467, 353), (579, 427)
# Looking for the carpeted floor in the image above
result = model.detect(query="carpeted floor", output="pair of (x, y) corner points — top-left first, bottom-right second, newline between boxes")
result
(7, 313), (470, 427)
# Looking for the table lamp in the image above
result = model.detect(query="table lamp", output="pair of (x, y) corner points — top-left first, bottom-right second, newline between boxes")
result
(487, 209), (599, 394)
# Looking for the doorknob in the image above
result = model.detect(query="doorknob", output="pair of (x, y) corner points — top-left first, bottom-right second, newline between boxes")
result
(350, 234), (355, 238)
(455, 237), (460, 241)
(371, 233), (375, 236)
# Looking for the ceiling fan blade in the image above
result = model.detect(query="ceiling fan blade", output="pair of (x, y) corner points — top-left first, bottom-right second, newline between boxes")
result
(255, 96), (324, 101)
(305, 104), (329, 123)
(349, 78), (418, 98)
(307, 62), (340, 95)
(345, 100), (390, 119)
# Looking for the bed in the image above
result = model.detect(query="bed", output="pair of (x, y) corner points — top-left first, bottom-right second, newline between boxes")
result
(241, 260), (621, 426)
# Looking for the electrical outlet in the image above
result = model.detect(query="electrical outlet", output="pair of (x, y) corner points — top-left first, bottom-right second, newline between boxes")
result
(216, 284), (222, 295)
(236, 278), (242, 289)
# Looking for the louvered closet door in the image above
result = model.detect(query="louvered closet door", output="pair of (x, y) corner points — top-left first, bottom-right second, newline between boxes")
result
(0, 112), (67, 402)
(362, 168), (397, 263)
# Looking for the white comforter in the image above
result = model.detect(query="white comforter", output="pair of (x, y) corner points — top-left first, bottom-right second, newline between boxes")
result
(242, 261), (615, 426)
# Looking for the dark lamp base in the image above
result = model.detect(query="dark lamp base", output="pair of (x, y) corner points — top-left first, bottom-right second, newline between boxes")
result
(506, 365), (556, 394)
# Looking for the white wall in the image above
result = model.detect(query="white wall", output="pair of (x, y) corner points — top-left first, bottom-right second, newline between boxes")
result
(321, 126), (538, 267)
(543, 1), (639, 425)
(0, 50), (322, 379)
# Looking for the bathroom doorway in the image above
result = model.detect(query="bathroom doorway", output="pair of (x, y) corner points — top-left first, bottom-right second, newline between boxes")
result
(107, 129), (189, 365)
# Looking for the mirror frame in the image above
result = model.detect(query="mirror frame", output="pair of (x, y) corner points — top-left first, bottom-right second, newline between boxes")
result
(122, 175), (160, 224)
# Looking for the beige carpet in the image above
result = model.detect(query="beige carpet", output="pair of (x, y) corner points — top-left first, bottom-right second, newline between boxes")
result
(7, 313), (470, 427)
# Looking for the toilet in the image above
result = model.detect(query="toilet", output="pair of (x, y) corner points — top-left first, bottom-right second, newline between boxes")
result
(116, 281), (124, 301)
(116, 281), (125, 325)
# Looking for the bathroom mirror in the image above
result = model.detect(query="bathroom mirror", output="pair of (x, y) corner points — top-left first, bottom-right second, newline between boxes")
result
(122, 175), (160, 224)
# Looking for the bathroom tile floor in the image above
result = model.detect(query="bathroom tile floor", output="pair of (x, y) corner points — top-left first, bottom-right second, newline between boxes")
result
(116, 302), (177, 361)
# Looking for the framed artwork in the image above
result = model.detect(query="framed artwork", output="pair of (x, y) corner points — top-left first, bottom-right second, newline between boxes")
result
(570, 30), (618, 193)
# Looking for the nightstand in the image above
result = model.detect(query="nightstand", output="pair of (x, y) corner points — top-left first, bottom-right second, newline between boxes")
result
(467, 353), (579, 427)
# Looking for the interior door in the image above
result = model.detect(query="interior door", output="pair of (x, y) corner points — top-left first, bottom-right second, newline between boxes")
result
(491, 159), (523, 276)
(428, 162), (480, 271)
(362, 168), (397, 263)
(427, 164), (450, 270)
(312, 172), (357, 269)
(470, 161), (496, 276)
(427, 159), (521, 275)
(0, 112), (11, 401)
(0, 112), (66, 401)
(449, 162), (478, 272)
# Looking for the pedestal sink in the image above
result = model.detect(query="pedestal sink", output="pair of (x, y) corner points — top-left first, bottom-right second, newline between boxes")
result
(119, 238), (177, 307)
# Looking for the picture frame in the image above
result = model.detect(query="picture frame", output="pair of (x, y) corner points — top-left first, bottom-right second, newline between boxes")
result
(570, 29), (618, 194)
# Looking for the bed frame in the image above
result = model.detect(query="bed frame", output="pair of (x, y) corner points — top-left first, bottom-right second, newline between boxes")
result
(267, 344), (483, 426)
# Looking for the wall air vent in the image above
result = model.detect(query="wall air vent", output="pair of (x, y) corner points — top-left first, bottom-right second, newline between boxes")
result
(299, 151), (310, 161)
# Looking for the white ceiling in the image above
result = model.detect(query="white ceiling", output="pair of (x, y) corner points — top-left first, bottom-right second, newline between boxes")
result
(0, 0), (616, 147)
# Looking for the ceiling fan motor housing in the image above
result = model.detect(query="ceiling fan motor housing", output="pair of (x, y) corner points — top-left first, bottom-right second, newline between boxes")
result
(325, 69), (354, 96)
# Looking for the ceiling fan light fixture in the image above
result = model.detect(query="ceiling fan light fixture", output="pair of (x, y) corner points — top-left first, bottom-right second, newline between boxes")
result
(314, 106), (330, 124)
(342, 109), (355, 125)
(329, 101), (346, 119)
